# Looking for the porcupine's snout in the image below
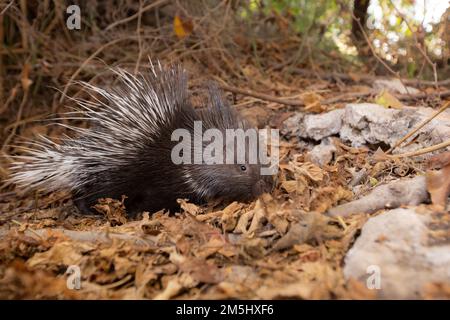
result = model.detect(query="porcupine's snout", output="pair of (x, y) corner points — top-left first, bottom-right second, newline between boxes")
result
(252, 176), (274, 197)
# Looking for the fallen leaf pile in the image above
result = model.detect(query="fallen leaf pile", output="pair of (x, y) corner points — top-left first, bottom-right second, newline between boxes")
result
(0, 188), (372, 299)
(2, 120), (446, 299)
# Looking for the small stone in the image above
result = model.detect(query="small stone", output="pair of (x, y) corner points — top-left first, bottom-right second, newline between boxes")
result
(299, 109), (344, 141)
(307, 138), (337, 166)
(373, 79), (420, 95)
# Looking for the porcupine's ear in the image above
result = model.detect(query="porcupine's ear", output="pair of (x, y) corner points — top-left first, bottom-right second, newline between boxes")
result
(200, 82), (248, 130)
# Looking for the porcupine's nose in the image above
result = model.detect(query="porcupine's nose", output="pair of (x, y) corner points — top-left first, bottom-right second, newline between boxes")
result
(252, 176), (273, 197)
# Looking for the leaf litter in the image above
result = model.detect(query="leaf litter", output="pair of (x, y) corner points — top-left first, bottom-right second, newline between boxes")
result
(0, 173), (373, 299)
(1, 19), (449, 298)
(2, 94), (448, 299)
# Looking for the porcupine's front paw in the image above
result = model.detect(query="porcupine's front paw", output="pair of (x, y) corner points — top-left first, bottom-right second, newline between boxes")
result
(73, 197), (98, 215)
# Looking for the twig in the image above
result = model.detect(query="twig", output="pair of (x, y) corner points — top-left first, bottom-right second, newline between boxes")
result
(0, 1), (14, 16)
(352, 13), (397, 77)
(3, 112), (49, 132)
(352, 11), (412, 96)
(388, 0), (438, 88)
(134, 0), (144, 75)
(19, 0), (28, 51)
(101, 274), (133, 290)
(321, 91), (375, 104)
(324, 89), (450, 104)
(219, 82), (450, 107)
(388, 100), (450, 153)
(59, 33), (166, 104)
(396, 90), (450, 101)
(2, 84), (29, 150)
(390, 139), (450, 158)
(0, 227), (156, 248)
(59, 37), (129, 103)
(104, 0), (168, 31)
(0, 12), (4, 106)
(328, 176), (427, 217)
(11, 220), (43, 239)
(218, 83), (304, 106)
(44, 0), (62, 34)
(403, 78), (450, 87)
(292, 68), (450, 87)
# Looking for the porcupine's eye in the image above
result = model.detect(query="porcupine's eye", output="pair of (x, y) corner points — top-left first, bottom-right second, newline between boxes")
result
(240, 165), (247, 171)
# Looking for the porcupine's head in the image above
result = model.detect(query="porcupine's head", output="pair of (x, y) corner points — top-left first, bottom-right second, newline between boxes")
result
(180, 84), (274, 204)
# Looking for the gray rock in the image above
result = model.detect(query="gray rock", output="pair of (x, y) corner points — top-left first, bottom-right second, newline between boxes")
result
(282, 103), (450, 153)
(340, 103), (414, 147)
(298, 109), (344, 141)
(343, 208), (450, 299)
(308, 138), (337, 166)
(341, 103), (450, 150)
(373, 79), (420, 94)
(403, 106), (450, 154)
(281, 113), (304, 138)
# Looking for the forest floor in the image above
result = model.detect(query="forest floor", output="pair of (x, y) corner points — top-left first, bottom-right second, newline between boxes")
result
(1, 68), (449, 299)
(0, 1), (449, 300)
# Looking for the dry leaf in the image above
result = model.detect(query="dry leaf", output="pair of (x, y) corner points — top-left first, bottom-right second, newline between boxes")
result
(220, 201), (244, 231)
(140, 212), (164, 235)
(301, 92), (325, 113)
(173, 14), (193, 39)
(196, 235), (224, 258)
(153, 276), (184, 300)
(345, 278), (378, 299)
(372, 147), (390, 162)
(295, 162), (325, 182)
(281, 180), (299, 194)
(264, 196), (289, 234)
(374, 90), (403, 109)
(27, 242), (83, 268)
(247, 199), (267, 234)
(256, 282), (314, 299)
(426, 151), (450, 209)
(234, 210), (254, 234)
(311, 186), (353, 213)
(427, 151), (450, 169)
(177, 199), (202, 216)
(179, 258), (224, 284)
(93, 196), (128, 226)
(426, 165), (450, 210)
(423, 282), (450, 299)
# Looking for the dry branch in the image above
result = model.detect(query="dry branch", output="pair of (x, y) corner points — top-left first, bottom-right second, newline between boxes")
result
(220, 83), (450, 107)
(327, 176), (428, 217)
(219, 83), (305, 106)
(293, 68), (450, 87)
(0, 227), (156, 248)
(104, 0), (169, 31)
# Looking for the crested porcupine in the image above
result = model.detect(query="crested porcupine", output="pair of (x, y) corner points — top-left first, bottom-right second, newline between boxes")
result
(9, 62), (274, 215)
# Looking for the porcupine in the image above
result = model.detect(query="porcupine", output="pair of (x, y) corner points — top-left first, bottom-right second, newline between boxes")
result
(9, 62), (273, 216)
